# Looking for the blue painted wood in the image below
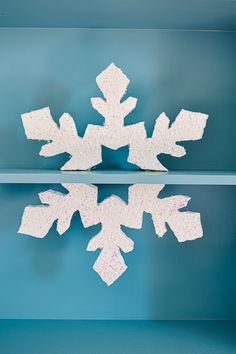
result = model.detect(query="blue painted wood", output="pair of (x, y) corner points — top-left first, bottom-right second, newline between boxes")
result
(0, 0), (236, 30)
(0, 169), (236, 184)
(0, 320), (235, 354)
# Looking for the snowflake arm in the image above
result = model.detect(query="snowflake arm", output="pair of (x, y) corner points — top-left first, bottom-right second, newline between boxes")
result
(128, 110), (208, 171)
(128, 184), (203, 242)
(18, 190), (68, 238)
(87, 195), (134, 285)
(87, 227), (134, 286)
(151, 195), (203, 242)
(21, 108), (102, 170)
(18, 183), (99, 238)
(91, 63), (137, 127)
(91, 63), (139, 150)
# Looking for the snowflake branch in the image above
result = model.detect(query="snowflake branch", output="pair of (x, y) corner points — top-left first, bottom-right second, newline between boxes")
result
(87, 227), (134, 286)
(128, 110), (208, 170)
(22, 108), (102, 170)
(91, 63), (137, 127)
(86, 195), (134, 285)
(91, 63), (138, 150)
(128, 184), (203, 242)
(18, 183), (99, 238)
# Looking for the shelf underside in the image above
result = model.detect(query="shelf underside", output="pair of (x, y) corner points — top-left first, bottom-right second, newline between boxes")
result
(0, 170), (236, 185)
(0, 0), (236, 30)
(0, 320), (235, 354)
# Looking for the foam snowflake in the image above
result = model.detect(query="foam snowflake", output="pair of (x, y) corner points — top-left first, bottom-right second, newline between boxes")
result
(19, 63), (208, 285)
(18, 183), (203, 285)
(21, 63), (208, 171)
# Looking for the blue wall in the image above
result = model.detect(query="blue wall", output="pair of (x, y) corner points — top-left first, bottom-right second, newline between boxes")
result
(1, 0), (236, 30)
(0, 183), (236, 320)
(0, 29), (235, 319)
(0, 28), (236, 171)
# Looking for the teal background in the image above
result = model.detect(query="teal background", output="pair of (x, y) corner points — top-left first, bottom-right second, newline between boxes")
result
(1, 321), (236, 354)
(0, 0), (236, 30)
(0, 28), (235, 319)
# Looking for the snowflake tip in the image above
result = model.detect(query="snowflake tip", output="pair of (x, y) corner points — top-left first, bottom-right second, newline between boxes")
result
(96, 62), (130, 102)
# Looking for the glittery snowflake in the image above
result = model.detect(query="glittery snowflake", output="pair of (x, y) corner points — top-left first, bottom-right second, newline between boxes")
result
(21, 63), (208, 171)
(18, 183), (203, 285)
(19, 63), (208, 285)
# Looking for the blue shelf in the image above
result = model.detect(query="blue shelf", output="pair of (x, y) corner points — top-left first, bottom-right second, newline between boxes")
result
(0, 169), (236, 185)
(0, 320), (235, 354)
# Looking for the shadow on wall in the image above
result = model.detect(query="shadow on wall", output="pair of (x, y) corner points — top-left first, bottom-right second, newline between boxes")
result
(148, 185), (236, 320)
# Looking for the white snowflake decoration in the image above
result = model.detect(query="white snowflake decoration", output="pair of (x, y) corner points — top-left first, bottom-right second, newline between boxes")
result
(18, 184), (203, 286)
(21, 63), (208, 171)
(19, 63), (208, 285)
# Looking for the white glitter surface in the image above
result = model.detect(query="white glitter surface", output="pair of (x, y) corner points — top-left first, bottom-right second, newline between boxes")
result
(18, 184), (203, 286)
(21, 63), (208, 171)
